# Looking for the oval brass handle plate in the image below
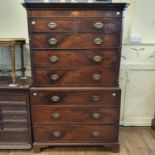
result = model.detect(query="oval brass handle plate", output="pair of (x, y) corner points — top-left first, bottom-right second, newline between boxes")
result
(91, 113), (101, 119)
(94, 22), (104, 30)
(52, 131), (62, 138)
(51, 113), (61, 119)
(51, 96), (60, 102)
(92, 55), (102, 63)
(50, 74), (60, 81)
(94, 38), (103, 45)
(49, 56), (59, 63)
(48, 22), (57, 30)
(48, 38), (58, 46)
(92, 131), (100, 137)
(92, 74), (101, 81)
(92, 95), (100, 101)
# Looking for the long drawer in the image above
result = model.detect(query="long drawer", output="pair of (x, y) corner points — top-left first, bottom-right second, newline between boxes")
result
(33, 125), (119, 143)
(32, 106), (119, 124)
(31, 34), (120, 49)
(30, 87), (121, 106)
(32, 67), (118, 87)
(31, 50), (119, 68)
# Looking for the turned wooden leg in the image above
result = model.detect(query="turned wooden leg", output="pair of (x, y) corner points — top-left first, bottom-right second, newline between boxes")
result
(112, 144), (120, 153)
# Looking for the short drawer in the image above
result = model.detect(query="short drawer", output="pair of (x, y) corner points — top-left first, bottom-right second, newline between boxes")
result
(32, 106), (119, 124)
(32, 50), (119, 68)
(32, 67), (118, 87)
(2, 111), (27, 120)
(29, 18), (76, 32)
(30, 87), (121, 106)
(31, 34), (120, 49)
(1, 104), (27, 111)
(0, 92), (26, 102)
(0, 131), (28, 142)
(2, 120), (28, 130)
(33, 125), (118, 143)
(77, 18), (121, 33)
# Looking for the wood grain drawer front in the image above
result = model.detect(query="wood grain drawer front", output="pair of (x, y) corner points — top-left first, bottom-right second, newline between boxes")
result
(31, 34), (120, 49)
(30, 88), (120, 106)
(2, 112), (27, 121)
(32, 50), (119, 68)
(1, 105), (27, 111)
(33, 67), (118, 87)
(32, 106), (119, 124)
(28, 10), (122, 18)
(29, 18), (76, 32)
(33, 125), (118, 143)
(2, 121), (28, 130)
(0, 131), (28, 142)
(77, 18), (121, 33)
(0, 93), (26, 101)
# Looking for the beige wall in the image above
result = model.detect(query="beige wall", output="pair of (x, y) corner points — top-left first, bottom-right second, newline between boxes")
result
(0, 0), (28, 41)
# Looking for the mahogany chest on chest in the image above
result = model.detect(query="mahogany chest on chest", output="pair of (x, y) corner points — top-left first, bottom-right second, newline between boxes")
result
(24, 3), (127, 153)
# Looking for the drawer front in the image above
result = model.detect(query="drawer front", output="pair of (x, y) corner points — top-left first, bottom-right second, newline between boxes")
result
(29, 18), (76, 32)
(77, 18), (121, 33)
(31, 34), (120, 49)
(33, 125), (118, 143)
(30, 88), (121, 106)
(2, 112), (27, 120)
(0, 92), (26, 102)
(28, 10), (122, 18)
(1, 105), (27, 111)
(2, 121), (28, 130)
(32, 50), (119, 68)
(33, 67), (118, 87)
(0, 131), (28, 142)
(32, 106), (119, 124)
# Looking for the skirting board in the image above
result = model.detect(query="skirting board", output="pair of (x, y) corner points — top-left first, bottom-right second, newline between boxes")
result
(120, 117), (153, 126)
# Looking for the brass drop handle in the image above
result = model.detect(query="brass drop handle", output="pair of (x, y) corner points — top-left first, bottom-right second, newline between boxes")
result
(51, 113), (61, 119)
(48, 38), (58, 46)
(92, 95), (100, 101)
(92, 74), (101, 81)
(51, 96), (60, 102)
(49, 56), (59, 63)
(92, 131), (100, 137)
(92, 55), (102, 63)
(48, 22), (57, 30)
(52, 131), (62, 138)
(94, 22), (104, 30)
(94, 38), (103, 45)
(50, 74), (60, 81)
(91, 113), (101, 119)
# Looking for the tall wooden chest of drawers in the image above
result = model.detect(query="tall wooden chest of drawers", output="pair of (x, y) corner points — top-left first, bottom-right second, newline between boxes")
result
(24, 3), (127, 153)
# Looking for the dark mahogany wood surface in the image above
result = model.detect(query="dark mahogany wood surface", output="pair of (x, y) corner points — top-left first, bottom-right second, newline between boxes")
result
(29, 17), (121, 33)
(32, 67), (118, 87)
(31, 34), (120, 49)
(30, 87), (121, 106)
(32, 106), (119, 124)
(31, 50), (119, 68)
(23, 2), (127, 153)
(33, 125), (119, 143)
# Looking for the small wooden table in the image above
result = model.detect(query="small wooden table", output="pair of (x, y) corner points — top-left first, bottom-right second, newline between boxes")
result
(0, 38), (26, 86)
